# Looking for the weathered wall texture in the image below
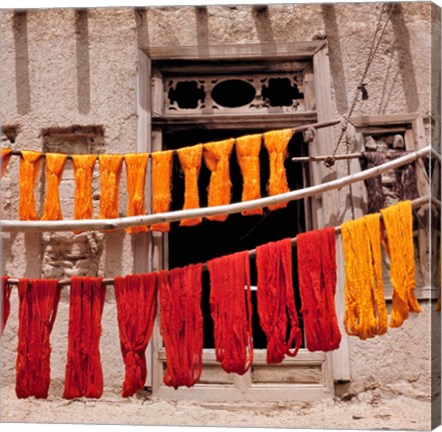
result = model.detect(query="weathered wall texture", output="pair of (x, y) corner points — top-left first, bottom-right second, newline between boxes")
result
(0, 2), (438, 403)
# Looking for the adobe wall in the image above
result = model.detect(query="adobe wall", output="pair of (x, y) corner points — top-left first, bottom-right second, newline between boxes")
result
(0, 3), (438, 400)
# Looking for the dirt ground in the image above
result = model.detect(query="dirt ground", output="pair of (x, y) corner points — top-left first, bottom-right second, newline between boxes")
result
(0, 383), (433, 430)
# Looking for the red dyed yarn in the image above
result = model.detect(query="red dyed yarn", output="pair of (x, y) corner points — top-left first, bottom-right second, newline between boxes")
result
(158, 264), (203, 388)
(1, 276), (12, 335)
(64, 277), (106, 399)
(256, 238), (302, 363)
(16, 278), (61, 399)
(114, 273), (158, 397)
(297, 227), (341, 352)
(207, 251), (253, 375)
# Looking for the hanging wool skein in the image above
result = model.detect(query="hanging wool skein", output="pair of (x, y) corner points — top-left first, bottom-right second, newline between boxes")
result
(263, 128), (293, 210)
(341, 214), (388, 339)
(72, 154), (97, 220)
(1, 148), (12, 177)
(381, 200), (421, 327)
(256, 238), (302, 363)
(177, 144), (203, 227)
(64, 277), (106, 399)
(114, 273), (158, 397)
(124, 153), (149, 234)
(151, 150), (174, 232)
(98, 154), (124, 220)
(16, 278), (61, 399)
(361, 152), (386, 214)
(203, 139), (235, 222)
(158, 263), (203, 388)
(41, 153), (68, 220)
(207, 251), (254, 375)
(297, 228), (342, 351)
(19, 150), (43, 220)
(236, 134), (263, 216)
(1, 276), (12, 335)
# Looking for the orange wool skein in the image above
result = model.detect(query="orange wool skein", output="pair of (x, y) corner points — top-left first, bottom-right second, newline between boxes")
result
(151, 150), (174, 232)
(177, 144), (203, 227)
(98, 154), (124, 219)
(72, 155), (97, 220)
(381, 201), (421, 328)
(124, 153), (149, 234)
(236, 134), (263, 216)
(263, 129), (293, 210)
(1, 148), (12, 177)
(341, 214), (388, 340)
(41, 153), (68, 221)
(203, 138), (235, 222)
(19, 150), (43, 220)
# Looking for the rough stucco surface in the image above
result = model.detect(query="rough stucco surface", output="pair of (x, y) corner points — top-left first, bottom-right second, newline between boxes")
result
(0, 2), (439, 427)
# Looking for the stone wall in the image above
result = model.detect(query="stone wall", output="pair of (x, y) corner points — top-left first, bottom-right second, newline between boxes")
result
(0, 2), (438, 400)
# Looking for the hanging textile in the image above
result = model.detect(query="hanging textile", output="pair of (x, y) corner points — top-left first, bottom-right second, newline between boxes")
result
(98, 154), (124, 219)
(381, 201), (421, 327)
(177, 144), (203, 227)
(124, 153), (149, 234)
(158, 263), (203, 388)
(41, 153), (68, 221)
(19, 150), (42, 220)
(203, 139), (235, 222)
(16, 278), (61, 399)
(114, 273), (158, 397)
(297, 228), (341, 351)
(361, 152), (386, 214)
(151, 150), (173, 232)
(341, 214), (388, 339)
(1, 148), (12, 177)
(1, 276), (12, 335)
(256, 238), (302, 363)
(207, 251), (253, 375)
(263, 128), (293, 210)
(236, 134), (263, 216)
(72, 154), (97, 220)
(64, 277), (106, 399)
(391, 153), (419, 201)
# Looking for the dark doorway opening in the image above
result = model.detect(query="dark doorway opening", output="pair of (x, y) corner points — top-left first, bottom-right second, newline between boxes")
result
(164, 128), (308, 349)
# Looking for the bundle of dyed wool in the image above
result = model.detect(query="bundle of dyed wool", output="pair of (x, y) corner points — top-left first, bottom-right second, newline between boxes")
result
(207, 251), (253, 375)
(1, 276), (12, 335)
(297, 228), (341, 351)
(158, 264), (203, 388)
(256, 238), (302, 363)
(72, 155), (97, 220)
(19, 150), (42, 220)
(16, 279), (61, 399)
(114, 273), (158, 396)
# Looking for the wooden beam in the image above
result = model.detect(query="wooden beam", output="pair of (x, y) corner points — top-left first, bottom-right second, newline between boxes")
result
(0, 146), (430, 233)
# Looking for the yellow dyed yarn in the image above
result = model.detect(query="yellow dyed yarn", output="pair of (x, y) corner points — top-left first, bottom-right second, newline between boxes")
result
(341, 214), (388, 340)
(151, 150), (173, 232)
(72, 155), (97, 220)
(236, 134), (263, 216)
(41, 153), (68, 220)
(381, 201), (421, 327)
(1, 148), (12, 177)
(177, 144), (203, 227)
(124, 153), (149, 234)
(263, 128), (293, 210)
(203, 138), (235, 222)
(19, 150), (43, 220)
(98, 154), (124, 219)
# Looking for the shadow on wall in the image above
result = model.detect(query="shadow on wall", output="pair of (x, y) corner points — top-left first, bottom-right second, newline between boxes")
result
(75, 9), (91, 115)
(321, 4), (349, 115)
(13, 11), (31, 115)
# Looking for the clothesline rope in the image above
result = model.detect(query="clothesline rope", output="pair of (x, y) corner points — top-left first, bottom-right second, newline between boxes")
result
(0, 145), (432, 232)
(4, 195), (436, 287)
(6, 119), (341, 160)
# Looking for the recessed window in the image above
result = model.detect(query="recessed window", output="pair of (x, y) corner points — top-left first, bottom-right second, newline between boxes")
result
(262, 77), (302, 107)
(168, 80), (205, 109)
